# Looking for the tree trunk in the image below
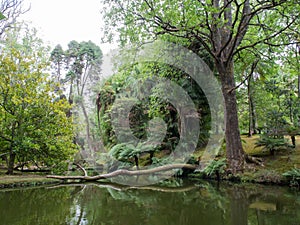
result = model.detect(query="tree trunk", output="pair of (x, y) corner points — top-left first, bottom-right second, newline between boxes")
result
(80, 101), (93, 154)
(297, 44), (300, 98)
(250, 98), (258, 134)
(134, 155), (139, 170)
(248, 76), (258, 136)
(66, 78), (74, 118)
(248, 77), (253, 136)
(6, 152), (16, 175)
(218, 61), (245, 174)
(298, 74), (300, 98)
(6, 123), (16, 175)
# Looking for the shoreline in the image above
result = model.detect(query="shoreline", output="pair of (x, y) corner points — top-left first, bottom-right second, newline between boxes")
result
(0, 172), (295, 190)
(0, 174), (60, 189)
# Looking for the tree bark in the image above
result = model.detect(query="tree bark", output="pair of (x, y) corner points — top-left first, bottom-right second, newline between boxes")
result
(248, 75), (258, 136)
(248, 76), (253, 136)
(218, 61), (245, 174)
(6, 152), (15, 175)
(80, 101), (93, 154)
(6, 122), (16, 175)
(297, 44), (300, 98)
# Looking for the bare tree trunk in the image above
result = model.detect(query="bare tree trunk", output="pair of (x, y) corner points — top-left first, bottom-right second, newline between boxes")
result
(250, 99), (258, 134)
(6, 123), (16, 175)
(6, 148), (15, 175)
(298, 75), (300, 98)
(80, 101), (92, 154)
(248, 78), (253, 137)
(297, 44), (300, 98)
(218, 61), (245, 174)
(248, 76), (258, 136)
(66, 78), (74, 118)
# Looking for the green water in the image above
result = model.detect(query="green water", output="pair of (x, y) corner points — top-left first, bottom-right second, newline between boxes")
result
(0, 180), (299, 225)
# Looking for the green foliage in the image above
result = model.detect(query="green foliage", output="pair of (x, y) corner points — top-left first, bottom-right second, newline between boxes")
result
(50, 40), (103, 155)
(103, 0), (299, 173)
(97, 62), (211, 155)
(0, 24), (78, 173)
(109, 143), (136, 162)
(0, 12), (5, 20)
(255, 135), (291, 155)
(283, 168), (300, 187)
(202, 158), (226, 179)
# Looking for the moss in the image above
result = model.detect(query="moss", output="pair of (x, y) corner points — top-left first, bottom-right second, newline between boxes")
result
(189, 135), (300, 187)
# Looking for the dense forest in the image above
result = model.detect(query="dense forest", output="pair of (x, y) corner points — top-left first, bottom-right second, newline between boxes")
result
(0, 0), (300, 187)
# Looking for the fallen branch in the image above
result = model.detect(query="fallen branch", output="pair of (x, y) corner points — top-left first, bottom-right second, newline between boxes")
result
(74, 163), (87, 177)
(47, 164), (197, 181)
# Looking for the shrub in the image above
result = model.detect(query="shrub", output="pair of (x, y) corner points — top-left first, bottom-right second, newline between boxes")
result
(202, 158), (226, 180)
(255, 135), (291, 155)
(283, 168), (300, 187)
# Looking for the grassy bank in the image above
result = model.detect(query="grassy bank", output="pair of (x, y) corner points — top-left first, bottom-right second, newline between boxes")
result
(231, 135), (300, 185)
(0, 170), (59, 189)
(1, 135), (300, 189)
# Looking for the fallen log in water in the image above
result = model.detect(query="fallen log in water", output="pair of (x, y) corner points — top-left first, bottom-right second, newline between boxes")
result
(47, 164), (197, 181)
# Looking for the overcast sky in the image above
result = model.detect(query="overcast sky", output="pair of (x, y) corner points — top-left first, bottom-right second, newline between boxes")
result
(19, 0), (113, 53)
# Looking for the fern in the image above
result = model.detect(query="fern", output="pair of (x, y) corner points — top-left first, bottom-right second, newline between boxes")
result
(283, 168), (300, 186)
(203, 158), (226, 178)
(255, 135), (291, 155)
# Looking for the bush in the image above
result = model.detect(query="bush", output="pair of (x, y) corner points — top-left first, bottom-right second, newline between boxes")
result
(283, 168), (300, 187)
(202, 158), (226, 180)
(255, 135), (292, 155)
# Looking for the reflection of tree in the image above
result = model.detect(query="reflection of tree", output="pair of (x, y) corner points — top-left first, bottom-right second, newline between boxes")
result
(223, 183), (300, 225)
(63, 181), (231, 225)
(1, 182), (300, 224)
(0, 186), (75, 225)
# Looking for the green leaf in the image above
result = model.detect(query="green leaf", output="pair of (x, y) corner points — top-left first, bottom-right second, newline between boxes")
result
(0, 12), (5, 20)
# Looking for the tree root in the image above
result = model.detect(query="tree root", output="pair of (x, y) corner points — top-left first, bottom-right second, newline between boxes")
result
(245, 155), (264, 167)
(47, 164), (197, 181)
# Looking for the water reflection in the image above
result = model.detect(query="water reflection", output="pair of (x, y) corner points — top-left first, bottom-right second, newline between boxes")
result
(0, 180), (299, 225)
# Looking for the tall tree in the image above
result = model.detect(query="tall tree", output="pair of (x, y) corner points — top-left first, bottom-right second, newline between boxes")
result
(50, 41), (103, 158)
(103, 0), (299, 173)
(0, 25), (77, 174)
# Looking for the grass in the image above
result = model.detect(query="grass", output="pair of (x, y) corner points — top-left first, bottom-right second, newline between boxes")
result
(0, 169), (59, 188)
(1, 135), (300, 188)
(241, 134), (300, 184)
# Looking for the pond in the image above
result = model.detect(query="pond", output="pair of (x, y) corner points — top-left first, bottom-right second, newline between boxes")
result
(0, 180), (299, 225)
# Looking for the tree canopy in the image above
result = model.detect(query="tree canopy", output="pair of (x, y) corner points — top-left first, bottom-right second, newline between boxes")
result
(0, 25), (78, 174)
(102, 0), (300, 173)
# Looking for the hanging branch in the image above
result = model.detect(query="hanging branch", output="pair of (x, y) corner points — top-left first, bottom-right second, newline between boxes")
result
(0, 0), (30, 36)
(228, 59), (259, 93)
